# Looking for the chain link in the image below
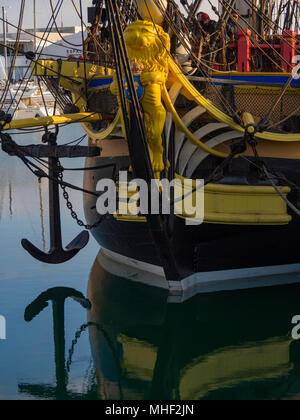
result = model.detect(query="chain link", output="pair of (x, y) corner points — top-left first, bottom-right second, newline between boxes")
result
(57, 163), (104, 230)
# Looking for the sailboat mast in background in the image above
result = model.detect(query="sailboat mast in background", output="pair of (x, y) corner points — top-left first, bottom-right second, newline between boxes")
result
(2, 6), (7, 77)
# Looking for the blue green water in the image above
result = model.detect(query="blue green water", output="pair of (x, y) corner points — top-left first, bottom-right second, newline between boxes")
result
(1, 125), (300, 400)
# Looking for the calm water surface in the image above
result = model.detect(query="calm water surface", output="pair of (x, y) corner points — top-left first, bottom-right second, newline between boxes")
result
(1, 125), (300, 400)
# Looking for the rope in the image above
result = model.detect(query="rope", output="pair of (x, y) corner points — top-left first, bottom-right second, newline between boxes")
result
(6, 0), (65, 115)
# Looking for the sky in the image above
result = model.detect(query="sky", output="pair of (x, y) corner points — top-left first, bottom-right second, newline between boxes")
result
(0, 0), (91, 31)
(0, 0), (216, 32)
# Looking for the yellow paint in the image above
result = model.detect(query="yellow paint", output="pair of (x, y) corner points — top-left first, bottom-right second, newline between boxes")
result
(112, 333), (292, 400)
(33, 60), (112, 79)
(214, 71), (293, 77)
(1, 112), (102, 131)
(215, 138), (300, 159)
(32, 60), (116, 139)
(111, 21), (172, 178)
(242, 112), (256, 134)
(162, 85), (230, 159)
(135, 0), (167, 26)
(201, 180), (290, 225)
(114, 214), (147, 223)
(113, 175), (291, 226)
(234, 84), (300, 95)
(110, 76), (128, 141)
(169, 59), (300, 142)
(83, 110), (121, 141)
(180, 338), (292, 400)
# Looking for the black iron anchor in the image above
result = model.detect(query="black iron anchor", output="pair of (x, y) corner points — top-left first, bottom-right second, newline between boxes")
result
(21, 127), (90, 264)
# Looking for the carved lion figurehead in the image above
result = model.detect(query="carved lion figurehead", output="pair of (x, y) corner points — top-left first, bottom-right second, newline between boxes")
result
(124, 20), (170, 76)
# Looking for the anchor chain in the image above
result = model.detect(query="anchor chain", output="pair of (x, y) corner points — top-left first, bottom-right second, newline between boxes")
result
(57, 165), (104, 230)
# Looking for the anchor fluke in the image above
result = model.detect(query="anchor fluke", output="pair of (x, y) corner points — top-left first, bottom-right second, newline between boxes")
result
(21, 231), (89, 264)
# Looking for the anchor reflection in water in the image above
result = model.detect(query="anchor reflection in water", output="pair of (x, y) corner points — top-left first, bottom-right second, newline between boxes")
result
(17, 256), (300, 400)
(19, 287), (94, 400)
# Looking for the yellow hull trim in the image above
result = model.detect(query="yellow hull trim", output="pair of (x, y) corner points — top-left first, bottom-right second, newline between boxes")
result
(32, 59), (300, 143)
(162, 85), (229, 159)
(114, 176), (291, 226)
(169, 59), (300, 142)
(33, 60), (113, 80)
(81, 110), (121, 141)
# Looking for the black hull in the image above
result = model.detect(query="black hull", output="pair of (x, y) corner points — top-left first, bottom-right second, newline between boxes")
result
(83, 155), (300, 281)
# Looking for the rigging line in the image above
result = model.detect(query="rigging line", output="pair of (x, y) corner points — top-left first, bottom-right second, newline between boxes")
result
(24, 136), (88, 172)
(1, 37), (98, 123)
(219, 0), (299, 124)
(110, 0), (148, 142)
(62, 163), (117, 172)
(106, 1), (131, 137)
(107, 0), (154, 181)
(12, 151), (101, 197)
(61, 134), (87, 146)
(0, 41), (84, 84)
(220, 0), (293, 69)
(145, 0), (241, 121)
(154, 0), (229, 62)
(0, 0), (23, 105)
(151, 0), (241, 113)
(49, 0), (82, 47)
(36, 76), (49, 117)
(241, 155), (300, 217)
(240, 0), (300, 54)
(0, 16), (107, 56)
(4, 17), (59, 115)
(260, 73), (294, 126)
(0, 0), (25, 108)
(70, 0), (111, 55)
(265, 102), (300, 130)
(79, 0), (88, 101)
(168, 0), (208, 44)
(10, 1), (71, 115)
(10, 1), (64, 112)
(6, 0), (65, 115)
(206, 0), (237, 60)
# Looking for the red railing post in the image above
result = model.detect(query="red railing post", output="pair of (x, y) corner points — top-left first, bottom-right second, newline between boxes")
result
(281, 30), (296, 73)
(237, 29), (251, 72)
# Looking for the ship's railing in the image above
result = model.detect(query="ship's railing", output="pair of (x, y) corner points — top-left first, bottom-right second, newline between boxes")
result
(215, 30), (300, 73)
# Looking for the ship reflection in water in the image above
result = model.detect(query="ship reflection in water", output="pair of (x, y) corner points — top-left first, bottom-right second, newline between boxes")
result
(19, 250), (300, 400)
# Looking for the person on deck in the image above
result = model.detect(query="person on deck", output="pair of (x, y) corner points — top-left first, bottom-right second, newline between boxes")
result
(226, 11), (239, 42)
(196, 12), (217, 36)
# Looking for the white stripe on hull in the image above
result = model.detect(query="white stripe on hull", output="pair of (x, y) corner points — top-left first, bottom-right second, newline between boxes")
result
(99, 248), (300, 302)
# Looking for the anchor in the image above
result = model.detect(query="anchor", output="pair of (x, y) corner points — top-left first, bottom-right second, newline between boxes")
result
(20, 287), (91, 400)
(21, 126), (90, 264)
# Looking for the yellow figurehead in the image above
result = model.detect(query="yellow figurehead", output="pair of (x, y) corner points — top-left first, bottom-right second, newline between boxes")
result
(111, 20), (170, 179)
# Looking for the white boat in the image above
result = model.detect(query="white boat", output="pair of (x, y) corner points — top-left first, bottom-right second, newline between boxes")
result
(0, 82), (60, 119)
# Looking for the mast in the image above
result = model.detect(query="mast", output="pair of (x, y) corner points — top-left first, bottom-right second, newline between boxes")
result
(135, 0), (168, 24)
(2, 7), (7, 78)
(33, 0), (37, 83)
(188, 0), (203, 20)
(33, 0), (37, 54)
